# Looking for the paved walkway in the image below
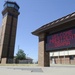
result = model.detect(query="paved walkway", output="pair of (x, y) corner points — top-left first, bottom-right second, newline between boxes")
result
(0, 64), (75, 75)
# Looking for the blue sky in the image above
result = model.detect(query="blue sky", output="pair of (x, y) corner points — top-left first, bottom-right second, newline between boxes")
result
(0, 0), (75, 62)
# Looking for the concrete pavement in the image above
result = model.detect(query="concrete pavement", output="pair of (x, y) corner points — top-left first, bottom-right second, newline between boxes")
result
(0, 64), (75, 75)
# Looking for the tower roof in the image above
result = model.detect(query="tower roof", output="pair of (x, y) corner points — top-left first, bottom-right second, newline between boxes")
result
(4, 1), (20, 10)
(2, 1), (20, 17)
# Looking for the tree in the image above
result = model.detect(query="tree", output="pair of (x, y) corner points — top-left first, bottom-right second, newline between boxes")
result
(16, 49), (26, 60)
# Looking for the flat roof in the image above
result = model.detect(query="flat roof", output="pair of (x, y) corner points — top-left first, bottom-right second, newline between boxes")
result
(32, 12), (75, 36)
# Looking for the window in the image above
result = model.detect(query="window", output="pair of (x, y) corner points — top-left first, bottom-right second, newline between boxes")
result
(69, 56), (74, 60)
(7, 3), (14, 8)
(14, 5), (19, 10)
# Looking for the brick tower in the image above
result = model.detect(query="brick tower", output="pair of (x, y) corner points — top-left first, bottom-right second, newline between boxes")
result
(0, 1), (20, 64)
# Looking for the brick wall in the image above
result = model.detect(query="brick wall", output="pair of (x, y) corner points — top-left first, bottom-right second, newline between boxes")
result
(38, 33), (50, 67)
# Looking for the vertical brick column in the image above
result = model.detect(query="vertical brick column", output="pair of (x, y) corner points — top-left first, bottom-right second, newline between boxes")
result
(1, 58), (7, 64)
(38, 33), (50, 67)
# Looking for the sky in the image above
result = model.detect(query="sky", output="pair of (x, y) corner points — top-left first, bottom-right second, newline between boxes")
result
(0, 0), (75, 62)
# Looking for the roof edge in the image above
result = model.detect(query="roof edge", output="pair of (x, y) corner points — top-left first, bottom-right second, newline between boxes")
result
(32, 12), (75, 36)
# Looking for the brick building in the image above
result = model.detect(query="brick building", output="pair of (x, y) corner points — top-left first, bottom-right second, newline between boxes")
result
(32, 12), (75, 67)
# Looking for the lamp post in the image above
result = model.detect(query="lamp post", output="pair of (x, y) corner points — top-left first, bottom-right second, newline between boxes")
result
(27, 54), (28, 64)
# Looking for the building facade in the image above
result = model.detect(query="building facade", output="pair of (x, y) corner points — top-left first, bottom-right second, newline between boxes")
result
(50, 50), (75, 64)
(32, 12), (75, 67)
(0, 1), (20, 64)
(18, 57), (33, 64)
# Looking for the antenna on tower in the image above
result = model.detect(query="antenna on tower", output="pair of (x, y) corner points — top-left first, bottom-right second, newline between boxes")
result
(5, 0), (9, 1)
(5, 0), (9, 2)
(5, 0), (15, 2)
(5, 0), (13, 2)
